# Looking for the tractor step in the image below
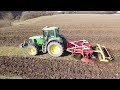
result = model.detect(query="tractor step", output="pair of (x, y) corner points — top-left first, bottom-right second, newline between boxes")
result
(42, 43), (47, 53)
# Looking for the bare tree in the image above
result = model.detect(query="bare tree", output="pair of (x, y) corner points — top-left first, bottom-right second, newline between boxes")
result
(2, 12), (14, 26)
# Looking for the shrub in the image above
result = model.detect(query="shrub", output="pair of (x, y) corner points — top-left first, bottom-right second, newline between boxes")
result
(2, 12), (14, 21)
(20, 11), (47, 21)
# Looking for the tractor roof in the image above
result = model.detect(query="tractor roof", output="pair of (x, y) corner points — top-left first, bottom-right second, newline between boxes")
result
(42, 26), (59, 31)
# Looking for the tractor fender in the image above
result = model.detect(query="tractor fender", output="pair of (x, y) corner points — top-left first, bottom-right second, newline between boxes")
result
(47, 38), (63, 46)
(47, 39), (67, 53)
(47, 39), (62, 47)
(47, 38), (67, 51)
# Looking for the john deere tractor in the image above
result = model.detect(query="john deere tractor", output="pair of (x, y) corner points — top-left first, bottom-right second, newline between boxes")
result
(19, 26), (67, 57)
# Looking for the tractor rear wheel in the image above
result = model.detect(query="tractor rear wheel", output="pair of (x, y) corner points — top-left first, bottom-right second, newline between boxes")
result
(26, 45), (38, 56)
(47, 41), (64, 57)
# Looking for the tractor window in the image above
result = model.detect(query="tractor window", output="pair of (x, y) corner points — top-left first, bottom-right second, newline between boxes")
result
(43, 31), (48, 37)
(48, 30), (54, 37)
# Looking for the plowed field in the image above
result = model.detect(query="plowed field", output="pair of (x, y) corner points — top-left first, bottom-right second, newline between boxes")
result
(0, 14), (120, 79)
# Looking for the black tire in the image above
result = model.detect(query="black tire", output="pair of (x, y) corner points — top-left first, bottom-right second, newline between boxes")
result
(26, 45), (38, 56)
(47, 41), (64, 57)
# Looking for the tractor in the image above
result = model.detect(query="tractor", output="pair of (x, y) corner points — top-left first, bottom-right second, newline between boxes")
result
(19, 26), (113, 62)
(19, 26), (67, 57)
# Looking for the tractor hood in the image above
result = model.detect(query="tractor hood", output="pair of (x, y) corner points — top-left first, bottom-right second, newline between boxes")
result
(29, 35), (43, 39)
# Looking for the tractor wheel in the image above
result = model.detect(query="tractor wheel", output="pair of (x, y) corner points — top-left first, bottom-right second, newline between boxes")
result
(26, 45), (38, 56)
(47, 41), (64, 57)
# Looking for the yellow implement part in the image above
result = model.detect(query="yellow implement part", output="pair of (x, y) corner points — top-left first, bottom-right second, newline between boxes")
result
(95, 44), (112, 62)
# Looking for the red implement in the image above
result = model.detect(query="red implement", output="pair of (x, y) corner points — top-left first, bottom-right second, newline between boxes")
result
(66, 40), (96, 62)
(81, 58), (93, 63)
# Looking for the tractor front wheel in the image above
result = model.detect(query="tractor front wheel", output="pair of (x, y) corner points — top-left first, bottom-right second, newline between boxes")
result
(47, 42), (64, 57)
(26, 45), (38, 56)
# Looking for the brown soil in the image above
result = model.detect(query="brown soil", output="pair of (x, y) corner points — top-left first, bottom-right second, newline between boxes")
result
(0, 14), (120, 79)
(0, 56), (119, 79)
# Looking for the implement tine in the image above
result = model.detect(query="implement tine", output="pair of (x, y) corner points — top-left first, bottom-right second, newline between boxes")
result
(95, 44), (112, 62)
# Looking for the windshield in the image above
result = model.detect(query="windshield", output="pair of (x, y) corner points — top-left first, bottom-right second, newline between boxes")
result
(48, 30), (54, 37)
(43, 30), (54, 37)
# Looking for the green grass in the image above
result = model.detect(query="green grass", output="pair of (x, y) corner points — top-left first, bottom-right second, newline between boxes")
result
(0, 47), (52, 59)
(0, 46), (57, 59)
(0, 47), (28, 57)
(0, 46), (73, 60)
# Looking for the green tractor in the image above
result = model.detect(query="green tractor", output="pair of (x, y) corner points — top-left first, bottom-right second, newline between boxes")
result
(19, 26), (67, 57)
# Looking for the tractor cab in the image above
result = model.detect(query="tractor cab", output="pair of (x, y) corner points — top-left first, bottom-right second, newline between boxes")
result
(42, 26), (60, 40)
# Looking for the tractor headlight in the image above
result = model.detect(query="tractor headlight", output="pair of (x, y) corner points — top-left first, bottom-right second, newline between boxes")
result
(19, 43), (24, 48)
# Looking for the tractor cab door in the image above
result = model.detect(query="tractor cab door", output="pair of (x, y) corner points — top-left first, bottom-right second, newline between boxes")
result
(43, 31), (49, 41)
(43, 30), (55, 39)
(48, 30), (55, 38)
(43, 30), (55, 41)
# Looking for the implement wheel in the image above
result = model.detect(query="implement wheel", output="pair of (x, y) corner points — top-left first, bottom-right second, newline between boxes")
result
(26, 45), (38, 56)
(47, 42), (64, 57)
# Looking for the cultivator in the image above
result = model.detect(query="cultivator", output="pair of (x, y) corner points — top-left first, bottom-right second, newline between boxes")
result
(66, 40), (112, 62)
